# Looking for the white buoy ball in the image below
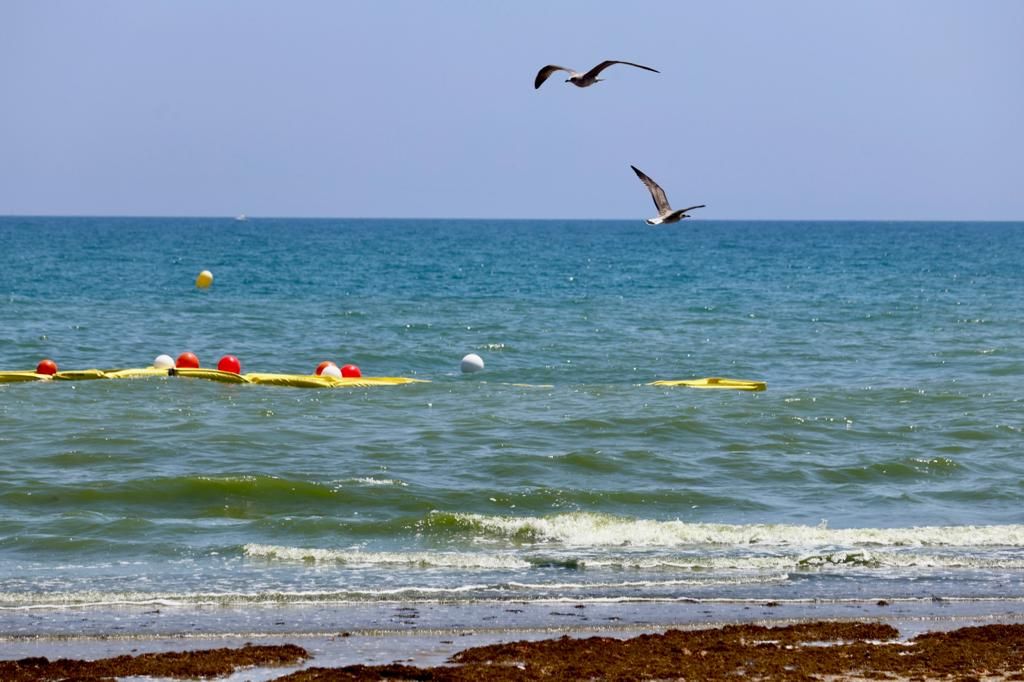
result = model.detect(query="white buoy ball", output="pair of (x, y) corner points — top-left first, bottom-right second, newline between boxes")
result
(320, 363), (342, 378)
(153, 354), (175, 369)
(461, 353), (484, 373)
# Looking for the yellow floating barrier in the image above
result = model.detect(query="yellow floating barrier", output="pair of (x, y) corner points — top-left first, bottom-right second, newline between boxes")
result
(53, 369), (108, 381)
(2, 368), (760, 390)
(246, 373), (425, 388)
(0, 370), (50, 382)
(103, 368), (177, 379)
(648, 377), (767, 391)
(172, 367), (251, 384)
(0, 368), (427, 388)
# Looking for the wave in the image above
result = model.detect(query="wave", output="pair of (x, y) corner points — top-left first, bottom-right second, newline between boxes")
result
(0, 474), (413, 511)
(243, 543), (532, 569)
(241, 540), (1024, 573)
(0, 587), (500, 610)
(241, 543), (1024, 573)
(425, 511), (1024, 548)
(3, 560), (1023, 611)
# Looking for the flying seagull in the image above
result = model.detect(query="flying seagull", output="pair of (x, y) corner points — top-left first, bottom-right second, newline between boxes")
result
(534, 60), (659, 89)
(631, 165), (705, 225)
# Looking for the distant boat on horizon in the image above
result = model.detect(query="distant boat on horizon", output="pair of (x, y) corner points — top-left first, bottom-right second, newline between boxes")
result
(234, 214), (248, 222)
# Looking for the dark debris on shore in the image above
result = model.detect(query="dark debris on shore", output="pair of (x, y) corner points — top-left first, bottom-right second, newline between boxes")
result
(0, 642), (308, 681)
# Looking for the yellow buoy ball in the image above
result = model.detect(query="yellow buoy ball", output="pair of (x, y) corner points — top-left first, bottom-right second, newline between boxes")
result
(195, 270), (214, 288)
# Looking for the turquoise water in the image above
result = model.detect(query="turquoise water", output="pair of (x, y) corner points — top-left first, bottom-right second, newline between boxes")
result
(1, 216), (1023, 636)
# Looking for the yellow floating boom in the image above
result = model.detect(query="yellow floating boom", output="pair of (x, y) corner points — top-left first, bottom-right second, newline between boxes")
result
(1, 368), (763, 390)
(648, 377), (767, 391)
(0, 368), (427, 388)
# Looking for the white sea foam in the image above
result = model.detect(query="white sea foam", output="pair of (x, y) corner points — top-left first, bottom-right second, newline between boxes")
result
(243, 543), (531, 569)
(240, 542), (1024, 575)
(0, 587), (498, 610)
(503, 575), (790, 590)
(333, 477), (408, 487)
(440, 512), (1024, 549)
(0, 593), (211, 609)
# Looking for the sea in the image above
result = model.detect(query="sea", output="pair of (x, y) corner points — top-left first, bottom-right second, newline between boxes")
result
(1, 216), (1023, 647)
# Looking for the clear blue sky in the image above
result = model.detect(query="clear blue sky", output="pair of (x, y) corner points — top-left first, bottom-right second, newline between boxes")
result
(2, 1), (1022, 220)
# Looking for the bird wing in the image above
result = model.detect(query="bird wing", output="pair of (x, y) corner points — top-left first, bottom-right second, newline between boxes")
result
(680, 204), (706, 214)
(534, 65), (574, 89)
(631, 165), (671, 214)
(584, 60), (660, 80)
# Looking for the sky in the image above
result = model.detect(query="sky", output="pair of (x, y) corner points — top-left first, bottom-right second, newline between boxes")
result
(2, 1), (1022, 221)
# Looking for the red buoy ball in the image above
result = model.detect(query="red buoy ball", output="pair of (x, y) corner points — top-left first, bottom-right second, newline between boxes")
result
(341, 364), (362, 378)
(217, 355), (241, 374)
(315, 361), (337, 376)
(36, 358), (58, 375)
(176, 352), (200, 368)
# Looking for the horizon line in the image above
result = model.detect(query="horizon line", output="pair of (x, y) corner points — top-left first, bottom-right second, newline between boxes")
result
(2, 213), (1022, 224)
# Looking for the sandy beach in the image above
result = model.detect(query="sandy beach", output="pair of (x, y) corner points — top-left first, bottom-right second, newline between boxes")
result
(4, 601), (1024, 680)
(4, 619), (1024, 680)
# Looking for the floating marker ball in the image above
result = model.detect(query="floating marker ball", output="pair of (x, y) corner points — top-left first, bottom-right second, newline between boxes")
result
(153, 354), (175, 370)
(320, 363), (342, 379)
(461, 353), (484, 373)
(315, 360), (337, 376)
(341, 364), (362, 378)
(195, 270), (214, 289)
(176, 352), (200, 368)
(36, 358), (58, 375)
(217, 355), (242, 374)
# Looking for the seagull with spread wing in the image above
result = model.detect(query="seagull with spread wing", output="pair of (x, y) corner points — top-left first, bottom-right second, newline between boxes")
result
(631, 165), (705, 225)
(534, 60), (659, 89)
